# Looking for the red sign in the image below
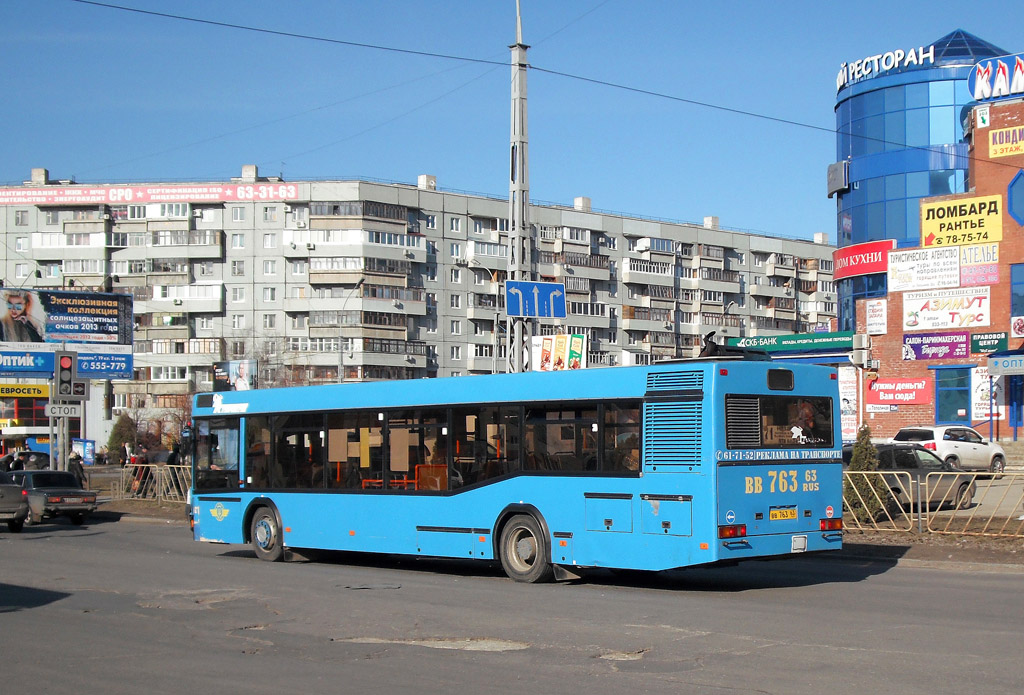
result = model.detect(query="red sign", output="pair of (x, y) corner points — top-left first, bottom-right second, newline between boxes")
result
(865, 377), (933, 405)
(833, 239), (896, 280)
(0, 183), (301, 206)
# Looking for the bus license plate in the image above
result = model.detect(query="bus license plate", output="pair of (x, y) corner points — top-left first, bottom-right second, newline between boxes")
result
(770, 508), (797, 521)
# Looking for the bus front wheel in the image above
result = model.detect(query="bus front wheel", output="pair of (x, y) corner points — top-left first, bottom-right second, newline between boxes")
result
(499, 514), (553, 583)
(250, 508), (284, 562)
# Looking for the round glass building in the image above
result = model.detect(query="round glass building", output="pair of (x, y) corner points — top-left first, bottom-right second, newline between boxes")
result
(832, 29), (1008, 330)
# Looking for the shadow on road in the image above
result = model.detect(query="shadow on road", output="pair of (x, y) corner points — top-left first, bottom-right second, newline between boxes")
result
(0, 583), (71, 613)
(210, 544), (904, 591)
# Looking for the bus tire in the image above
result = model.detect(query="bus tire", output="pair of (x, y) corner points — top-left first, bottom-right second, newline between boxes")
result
(250, 507), (284, 562)
(498, 514), (553, 583)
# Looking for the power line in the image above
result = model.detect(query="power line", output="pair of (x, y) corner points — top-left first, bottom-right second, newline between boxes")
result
(66, 0), (1014, 174)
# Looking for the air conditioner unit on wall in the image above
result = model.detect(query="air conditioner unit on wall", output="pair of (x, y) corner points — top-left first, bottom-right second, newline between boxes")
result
(296, 221), (307, 228)
(284, 205), (292, 213)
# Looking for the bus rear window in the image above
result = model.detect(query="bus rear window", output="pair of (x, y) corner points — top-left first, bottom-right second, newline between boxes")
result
(725, 395), (833, 449)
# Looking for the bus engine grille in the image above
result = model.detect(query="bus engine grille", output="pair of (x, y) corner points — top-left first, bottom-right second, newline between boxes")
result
(725, 396), (761, 449)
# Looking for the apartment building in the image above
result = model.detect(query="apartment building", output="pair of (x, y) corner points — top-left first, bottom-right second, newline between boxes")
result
(0, 165), (836, 442)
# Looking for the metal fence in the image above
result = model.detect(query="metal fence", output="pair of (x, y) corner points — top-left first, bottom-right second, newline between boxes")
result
(843, 471), (1024, 538)
(115, 464), (192, 503)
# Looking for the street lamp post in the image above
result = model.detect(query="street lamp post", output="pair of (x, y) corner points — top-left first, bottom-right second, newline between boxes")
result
(338, 279), (364, 383)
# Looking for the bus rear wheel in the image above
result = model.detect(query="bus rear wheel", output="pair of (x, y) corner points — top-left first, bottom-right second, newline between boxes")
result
(250, 508), (284, 562)
(499, 514), (553, 583)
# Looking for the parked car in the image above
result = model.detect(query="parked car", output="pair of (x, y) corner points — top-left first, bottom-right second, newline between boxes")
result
(0, 470), (30, 532)
(7, 469), (97, 526)
(891, 425), (1006, 473)
(843, 442), (976, 510)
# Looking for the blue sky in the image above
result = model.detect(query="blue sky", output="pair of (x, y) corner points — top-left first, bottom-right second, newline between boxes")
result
(2, 1), (1021, 241)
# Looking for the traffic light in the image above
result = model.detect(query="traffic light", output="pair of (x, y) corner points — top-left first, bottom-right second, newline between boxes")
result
(55, 351), (76, 396)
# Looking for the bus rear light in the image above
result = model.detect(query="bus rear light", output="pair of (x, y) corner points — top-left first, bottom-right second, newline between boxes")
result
(830, 373), (838, 380)
(820, 518), (843, 531)
(718, 524), (746, 539)
(719, 368), (728, 376)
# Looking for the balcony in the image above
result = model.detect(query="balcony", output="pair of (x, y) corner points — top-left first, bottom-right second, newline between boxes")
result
(621, 258), (673, 286)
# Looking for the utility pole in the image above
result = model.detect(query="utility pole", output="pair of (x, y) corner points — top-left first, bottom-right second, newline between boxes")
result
(506, 0), (533, 373)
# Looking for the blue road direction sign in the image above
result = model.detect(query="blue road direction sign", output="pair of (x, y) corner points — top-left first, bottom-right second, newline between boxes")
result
(505, 281), (567, 318)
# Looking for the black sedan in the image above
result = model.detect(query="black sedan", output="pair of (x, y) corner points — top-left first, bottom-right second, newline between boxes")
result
(8, 469), (97, 526)
(0, 470), (30, 532)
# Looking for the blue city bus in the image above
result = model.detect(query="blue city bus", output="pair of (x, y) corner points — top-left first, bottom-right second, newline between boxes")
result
(189, 355), (843, 582)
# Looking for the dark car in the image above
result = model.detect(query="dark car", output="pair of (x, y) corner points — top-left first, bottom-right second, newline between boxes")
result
(0, 470), (30, 532)
(842, 442), (976, 510)
(8, 469), (97, 526)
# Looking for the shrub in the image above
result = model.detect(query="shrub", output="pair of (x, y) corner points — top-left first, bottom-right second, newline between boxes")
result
(843, 425), (888, 523)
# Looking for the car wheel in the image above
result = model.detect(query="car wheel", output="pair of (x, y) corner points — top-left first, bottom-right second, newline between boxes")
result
(7, 519), (23, 533)
(498, 514), (554, 583)
(990, 456), (1005, 475)
(954, 483), (973, 510)
(250, 507), (284, 562)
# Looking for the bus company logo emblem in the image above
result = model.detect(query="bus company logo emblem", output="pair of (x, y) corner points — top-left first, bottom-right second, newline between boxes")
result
(725, 510), (736, 524)
(212, 393), (248, 414)
(210, 503), (230, 522)
(826, 505), (834, 519)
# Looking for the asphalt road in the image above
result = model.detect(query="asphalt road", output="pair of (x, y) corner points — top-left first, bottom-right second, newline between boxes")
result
(2, 517), (1022, 695)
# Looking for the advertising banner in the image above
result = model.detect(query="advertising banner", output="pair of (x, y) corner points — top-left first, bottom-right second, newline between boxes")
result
(213, 360), (257, 392)
(968, 52), (1024, 103)
(902, 287), (990, 331)
(901, 331), (969, 360)
(865, 377), (932, 406)
(888, 247), (959, 292)
(960, 243), (1000, 286)
(838, 366), (858, 442)
(531, 334), (587, 372)
(920, 195), (1002, 247)
(972, 332), (1007, 354)
(0, 182), (301, 206)
(972, 366), (1004, 421)
(989, 125), (1024, 158)
(0, 289), (132, 346)
(728, 331), (853, 352)
(865, 299), (887, 335)
(833, 239), (895, 280)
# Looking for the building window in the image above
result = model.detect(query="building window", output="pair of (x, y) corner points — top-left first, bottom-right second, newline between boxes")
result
(14, 210), (28, 226)
(934, 366), (971, 424)
(291, 260), (307, 275)
(450, 218), (461, 232)
(15, 237), (27, 252)
(45, 210), (60, 225)
(231, 260), (245, 276)
(231, 340), (246, 356)
(451, 345), (462, 360)
(159, 203), (189, 218)
(198, 261), (214, 276)
(263, 233), (277, 248)
(263, 260), (277, 275)
(425, 214), (436, 229)
(232, 315), (246, 330)
(232, 287), (246, 302)
(450, 242), (461, 258)
(263, 314), (276, 329)
(198, 317), (213, 330)
(450, 294), (461, 309)
(231, 233), (245, 249)
(263, 206), (277, 222)
(451, 268), (462, 283)
(450, 320), (462, 335)
(263, 287), (277, 302)
(232, 207), (245, 222)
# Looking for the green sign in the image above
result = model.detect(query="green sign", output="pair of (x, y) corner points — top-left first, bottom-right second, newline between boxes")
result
(971, 331), (1007, 354)
(727, 331), (854, 353)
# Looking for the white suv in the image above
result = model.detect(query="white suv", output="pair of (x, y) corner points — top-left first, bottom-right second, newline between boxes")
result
(891, 425), (1006, 474)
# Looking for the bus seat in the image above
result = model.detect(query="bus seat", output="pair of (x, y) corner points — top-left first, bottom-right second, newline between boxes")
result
(416, 464), (448, 491)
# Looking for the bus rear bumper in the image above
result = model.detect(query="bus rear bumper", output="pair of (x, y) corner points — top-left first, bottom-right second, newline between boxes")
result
(718, 531), (843, 560)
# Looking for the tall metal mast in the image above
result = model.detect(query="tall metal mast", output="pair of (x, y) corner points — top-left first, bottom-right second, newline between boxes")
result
(507, 0), (533, 373)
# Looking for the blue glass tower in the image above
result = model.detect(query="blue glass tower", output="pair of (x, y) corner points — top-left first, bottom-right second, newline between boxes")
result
(832, 30), (1008, 330)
